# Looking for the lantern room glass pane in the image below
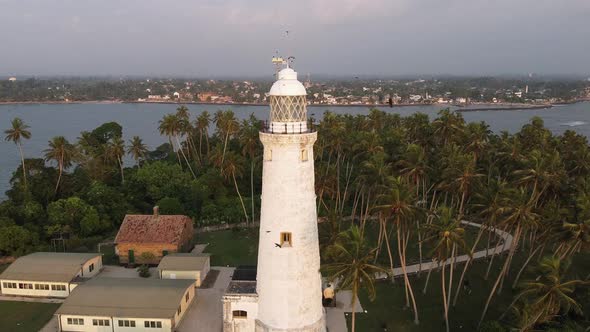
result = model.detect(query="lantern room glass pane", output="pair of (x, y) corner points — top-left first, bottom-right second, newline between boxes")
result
(270, 95), (307, 122)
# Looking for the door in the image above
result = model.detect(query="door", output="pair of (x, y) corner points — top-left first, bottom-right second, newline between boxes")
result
(128, 250), (135, 264)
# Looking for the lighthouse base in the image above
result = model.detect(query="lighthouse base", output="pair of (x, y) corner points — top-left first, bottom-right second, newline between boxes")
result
(255, 316), (326, 332)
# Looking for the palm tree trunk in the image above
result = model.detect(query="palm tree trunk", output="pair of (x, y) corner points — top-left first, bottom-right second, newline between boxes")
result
(198, 129), (203, 162)
(453, 225), (485, 306)
(447, 244), (456, 310)
(118, 156), (125, 183)
(250, 160), (255, 225)
(221, 132), (229, 165)
(17, 142), (27, 189)
(478, 225), (521, 329)
(55, 158), (63, 194)
(383, 220), (395, 282)
(511, 245), (542, 289)
(351, 280), (358, 332)
(176, 136), (196, 179)
(423, 259), (435, 294)
(233, 171), (249, 224)
(398, 227), (420, 324)
(442, 262), (450, 332)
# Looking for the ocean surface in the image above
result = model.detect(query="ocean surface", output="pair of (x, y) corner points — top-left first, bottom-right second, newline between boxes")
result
(1, 102), (589, 199)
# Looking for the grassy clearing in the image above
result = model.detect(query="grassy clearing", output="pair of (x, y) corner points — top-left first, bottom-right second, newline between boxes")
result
(0, 301), (59, 332)
(195, 227), (259, 266)
(349, 253), (590, 331)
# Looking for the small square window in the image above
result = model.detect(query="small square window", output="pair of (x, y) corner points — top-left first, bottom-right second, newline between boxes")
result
(264, 149), (272, 161)
(280, 232), (292, 247)
(301, 149), (308, 161)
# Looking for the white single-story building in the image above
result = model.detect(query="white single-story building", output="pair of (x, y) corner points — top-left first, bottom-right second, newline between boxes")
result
(56, 277), (195, 332)
(157, 253), (210, 287)
(0, 252), (102, 298)
(222, 281), (258, 332)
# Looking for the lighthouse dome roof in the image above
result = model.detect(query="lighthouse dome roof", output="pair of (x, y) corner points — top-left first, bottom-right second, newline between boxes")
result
(269, 68), (306, 96)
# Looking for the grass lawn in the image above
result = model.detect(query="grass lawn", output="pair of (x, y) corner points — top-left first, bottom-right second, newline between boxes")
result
(349, 252), (590, 331)
(0, 301), (60, 332)
(195, 220), (498, 268)
(196, 227), (259, 266)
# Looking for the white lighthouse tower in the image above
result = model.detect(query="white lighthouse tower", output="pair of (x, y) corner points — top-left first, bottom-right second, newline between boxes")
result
(255, 61), (326, 332)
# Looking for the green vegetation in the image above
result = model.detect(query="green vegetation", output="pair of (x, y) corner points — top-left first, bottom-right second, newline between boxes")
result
(2, 106), (590, 330)
(197, 228), (259, 266)
(0, 301), (59, 332)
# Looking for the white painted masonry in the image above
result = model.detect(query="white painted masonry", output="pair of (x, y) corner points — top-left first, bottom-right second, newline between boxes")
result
(255, 66), (325, 332)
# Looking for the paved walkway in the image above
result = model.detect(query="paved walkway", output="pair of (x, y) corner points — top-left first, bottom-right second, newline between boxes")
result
(374, 221), (513, 280)
(39, 316), (59, 332)
(96, 265), (159, 279)
(326, 221), (513, 332)
(177, 267), (235, 332)
(0, 295), (64, 304)
(192, 244), (208, 254)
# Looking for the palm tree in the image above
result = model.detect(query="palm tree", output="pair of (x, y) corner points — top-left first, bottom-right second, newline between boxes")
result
(4, 118), (31, 189)
(322, 225), (386, 332)
(422, 206), (470, 332)
(195, 111), (211, 158)
(214, 110), (239, 165)
(376, 176), (420, 325)
(175, 105), (198, 161)
(105, 136), (126, 183)
(239, 115), (261, 223)
(127, 136), (148, 167)
(159, 114), (196, 178)
(479, 188), (540, 328)
(503, 257), (588, 330)
(217, 151), (249, 224)
(43, 136), (75, 193)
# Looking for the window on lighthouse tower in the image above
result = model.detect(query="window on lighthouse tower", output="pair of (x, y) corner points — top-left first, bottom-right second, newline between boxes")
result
(300, 149), (308, 162)
(280, 232), (292, 247)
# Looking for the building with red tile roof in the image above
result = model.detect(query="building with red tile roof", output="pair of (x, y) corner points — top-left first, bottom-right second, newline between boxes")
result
(114, 207), (194, 265)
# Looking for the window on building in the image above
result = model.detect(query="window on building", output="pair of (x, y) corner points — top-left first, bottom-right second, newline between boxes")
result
(264, 149), (272, 161)
(280, 232), (292, 247)
(232, 310), (248, 319)
(301, 149), (308, 161)
(34, 284), (49, 290)
(67, 318), (84, 325)
(93, 319), (110, 326)
(118, 320), (135, 327)
(185, 292), (190, 303)
(89, 263), (94, 272)
(3, 282), (16, 289)
(144, 321), (162, 328)
(18, 283), (33, 289)
(51, 284), (66, 291)
(177, 306), (182, 315)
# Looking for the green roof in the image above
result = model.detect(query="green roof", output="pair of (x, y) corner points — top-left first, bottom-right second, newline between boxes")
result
(157, 254), (210, 272)
(0, 252), (100, 283)
(56, 278), (194, 319)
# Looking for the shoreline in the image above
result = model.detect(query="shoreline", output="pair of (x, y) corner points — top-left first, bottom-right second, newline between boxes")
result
(0, 99), (587, 111)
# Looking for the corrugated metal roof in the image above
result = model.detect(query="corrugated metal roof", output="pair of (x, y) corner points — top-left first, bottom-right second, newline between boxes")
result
(56, 278), (194, 318)
(0, 252), (100, 283)
(157, 254), (210, 272)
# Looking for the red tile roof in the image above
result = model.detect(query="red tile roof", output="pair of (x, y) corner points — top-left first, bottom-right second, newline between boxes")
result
(115, 214), (192, 244)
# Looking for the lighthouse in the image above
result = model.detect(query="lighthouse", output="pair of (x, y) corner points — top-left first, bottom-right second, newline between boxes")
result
(255, 62), (325, 332)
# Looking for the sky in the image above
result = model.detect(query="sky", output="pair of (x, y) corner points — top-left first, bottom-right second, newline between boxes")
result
(0, 0), (589, 77)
